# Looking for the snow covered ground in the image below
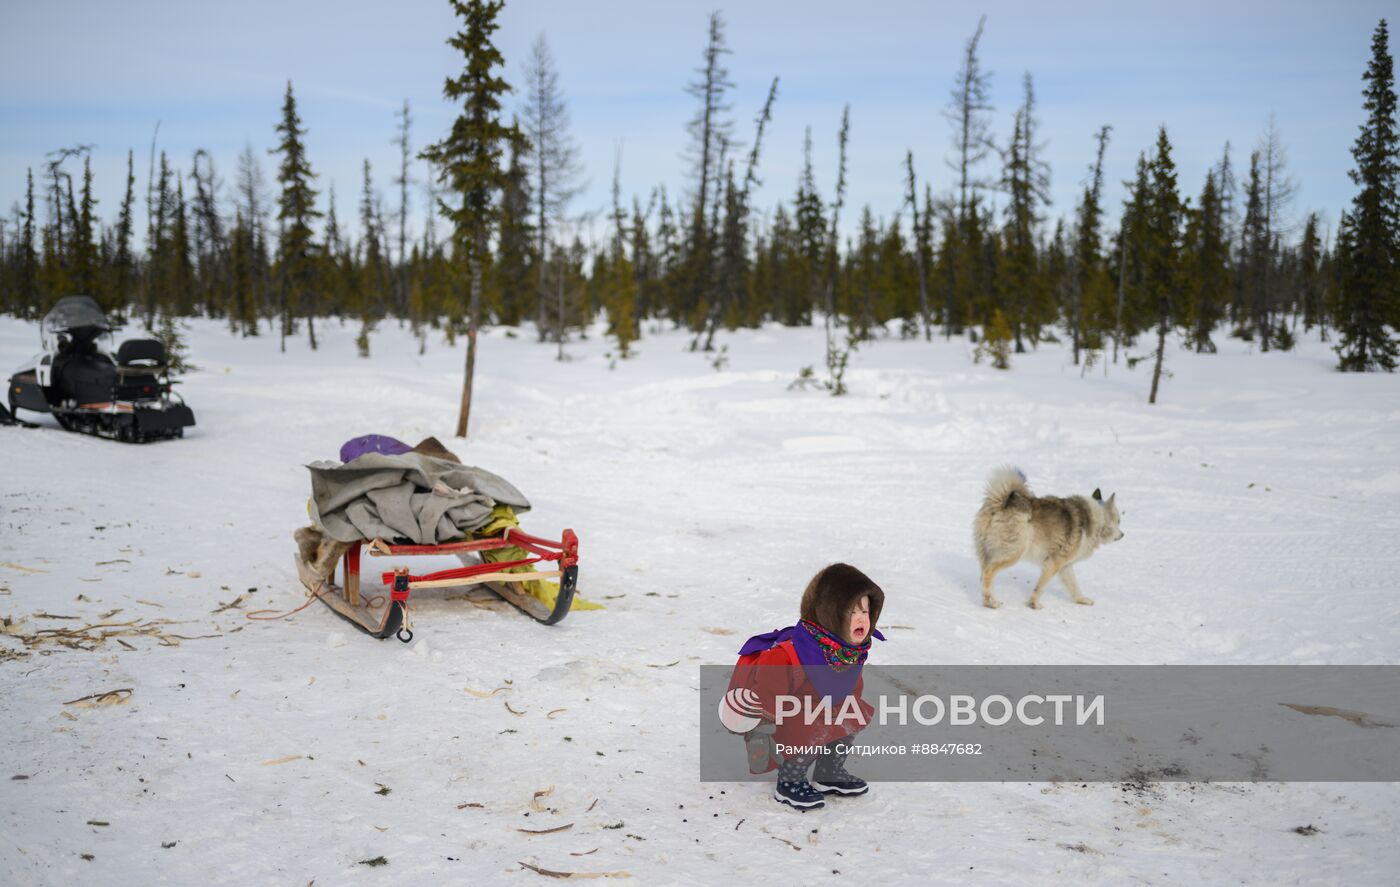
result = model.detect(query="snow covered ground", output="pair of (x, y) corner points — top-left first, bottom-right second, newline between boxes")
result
(2, 315), (1398, 884)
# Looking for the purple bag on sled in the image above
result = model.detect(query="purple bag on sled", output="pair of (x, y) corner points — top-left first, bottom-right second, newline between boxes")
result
(339, 434), (412, 463)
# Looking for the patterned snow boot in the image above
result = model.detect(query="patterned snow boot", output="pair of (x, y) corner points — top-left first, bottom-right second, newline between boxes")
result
(811, 744), (868, 796)
(773, 755), (825, 810)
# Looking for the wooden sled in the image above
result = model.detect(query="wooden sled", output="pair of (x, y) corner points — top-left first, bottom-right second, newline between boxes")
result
(294, 528), (579, 641)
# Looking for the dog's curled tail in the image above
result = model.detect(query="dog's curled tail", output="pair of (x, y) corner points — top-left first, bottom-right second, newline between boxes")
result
(983, 466), (1030, 508)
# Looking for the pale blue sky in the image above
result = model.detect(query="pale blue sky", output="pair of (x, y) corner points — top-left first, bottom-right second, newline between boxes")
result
(1, 0), (1392, 251)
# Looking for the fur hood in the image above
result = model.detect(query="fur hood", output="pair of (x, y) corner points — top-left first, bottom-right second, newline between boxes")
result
(799, 563), (884, 640)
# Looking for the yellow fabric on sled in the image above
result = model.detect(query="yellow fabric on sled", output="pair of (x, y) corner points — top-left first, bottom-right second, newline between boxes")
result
(475, 506), (602, 611)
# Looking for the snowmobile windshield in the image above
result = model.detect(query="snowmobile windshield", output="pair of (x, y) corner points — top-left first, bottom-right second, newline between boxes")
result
(41, 296), (111, 338)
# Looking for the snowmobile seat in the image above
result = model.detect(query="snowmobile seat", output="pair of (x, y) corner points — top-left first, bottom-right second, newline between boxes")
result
(117, 338), (167, 368)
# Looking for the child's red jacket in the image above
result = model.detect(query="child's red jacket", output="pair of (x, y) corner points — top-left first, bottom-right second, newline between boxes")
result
(730, 638), (874, 773)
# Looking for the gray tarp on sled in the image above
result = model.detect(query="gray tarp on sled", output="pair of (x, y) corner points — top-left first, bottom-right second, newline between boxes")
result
(307, 451), (532, 545)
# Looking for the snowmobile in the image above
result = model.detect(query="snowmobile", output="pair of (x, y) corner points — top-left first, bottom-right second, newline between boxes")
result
(5, 296), (195, 442)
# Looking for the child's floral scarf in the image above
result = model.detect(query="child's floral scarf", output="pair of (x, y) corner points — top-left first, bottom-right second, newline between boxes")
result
(738, 619), (885, 702)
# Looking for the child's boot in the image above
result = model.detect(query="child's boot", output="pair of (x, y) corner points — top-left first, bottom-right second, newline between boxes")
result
(811, 744), (868, 796)
(773, 756), (825, 810)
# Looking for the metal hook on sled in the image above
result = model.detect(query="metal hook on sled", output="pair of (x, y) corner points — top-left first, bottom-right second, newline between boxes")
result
(396, 627), (413, 643)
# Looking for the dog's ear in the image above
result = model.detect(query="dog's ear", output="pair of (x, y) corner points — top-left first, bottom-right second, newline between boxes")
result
(1092, 488), (1102, 501)
(1107, 492), (1116, 506)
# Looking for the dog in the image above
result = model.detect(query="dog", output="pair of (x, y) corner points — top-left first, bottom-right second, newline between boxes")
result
(973, 467), (1124, 610)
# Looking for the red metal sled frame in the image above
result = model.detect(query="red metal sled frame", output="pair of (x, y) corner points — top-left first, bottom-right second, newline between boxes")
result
(325, 527), (579, 637)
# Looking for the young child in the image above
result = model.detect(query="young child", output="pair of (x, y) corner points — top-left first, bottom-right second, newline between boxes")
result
(725, 563), (885, 810)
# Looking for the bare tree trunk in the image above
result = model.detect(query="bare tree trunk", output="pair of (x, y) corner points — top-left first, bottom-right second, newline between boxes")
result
(823, 107), (850, 367)
(145, 122), (161, 332)
(306, 289), (317, 350)
(536, 178), (548, 342)
(395, 100), (412, 328)
(1113, 228), (1127, 364)
(904, 151), (930, 341)
(279, 251), (288, 354)
(1148, 319), (1167, 404)
(555, 256), (566, 361)
(456, 252), (482, 438)
(944, 226), (956, 341)
(1070, 251), (1082, 366)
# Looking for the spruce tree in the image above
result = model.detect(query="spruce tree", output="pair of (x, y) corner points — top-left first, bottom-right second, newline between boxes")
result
(1113, 152), (1153, 360)
(1215, 142), (1238, 250)
(357, 158), (388, 354)
(1143, 127), (1184, 404)
(934, 204), (961, 335)
(73, 155), (99, 304)
(680, 11), (734, 334)
(495, 134), (533, 327)
(420, 0), (526, 437)
(850, 206), (880, 339)
(631, 196), (661, 323)
(1298, 213), (1324, 332)
(707, 162), (745, 346)
(920, 185), (937, 327)
(654, 187), (678, 310)
(151, 172), (194, 369)
(229, 212), (259, 337)
(701, 76), (777, 351)
(999, 83), (1051, 352)
(170, 177), (194, 316)
(948, 196), (990, 336)
(321, 184), (348, 323)
(604, 161), (638, 358)
(1182, 170), (1228, 353)
(145, 152), (171, 328)
(973, 198), (1001, 328)
(878, 214), (915, 332)
(793, 127), (826, 318)
(1237, 151), (1270, 345)
(1045, 219), (1069, 342)
(1336, 19), (1399, 372)
(945, 14), (995, 336)
(768, 203), (808, 325)
(271, 80), (321, 351)
(190, 149), (229, 321)
(113, 151), (136, 315)
(1070, 126), (1111, 363)
(18, 169), (39, 318)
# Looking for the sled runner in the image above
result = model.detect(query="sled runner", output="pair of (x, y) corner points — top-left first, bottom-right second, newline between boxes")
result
(293, 524), (580, 640)
(6, 296), (195, 442)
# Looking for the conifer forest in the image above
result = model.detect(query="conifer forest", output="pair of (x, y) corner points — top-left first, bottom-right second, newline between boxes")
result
(3, 9), (1397, 389)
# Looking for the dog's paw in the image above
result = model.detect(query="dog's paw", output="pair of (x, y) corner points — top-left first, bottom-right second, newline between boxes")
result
(1027, 599), (1042, 610)
(1074, 597), (1095, 606)
(983, 598), (1002, 610)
